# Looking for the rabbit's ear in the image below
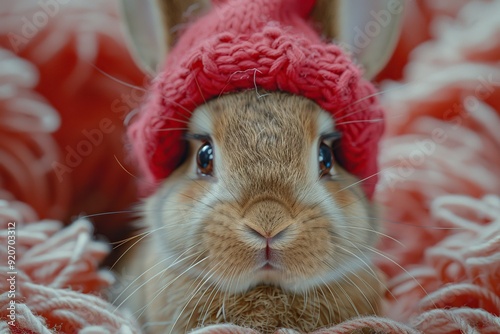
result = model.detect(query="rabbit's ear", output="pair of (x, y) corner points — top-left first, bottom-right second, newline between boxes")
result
(120, 0), (210, 74)
(312, 0), (405, 79)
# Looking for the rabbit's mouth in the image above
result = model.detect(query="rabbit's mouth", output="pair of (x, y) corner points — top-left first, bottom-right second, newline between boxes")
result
(253, 266), (286, 286)
(261, 263), (275, 270)
(257, 259), (283, 273)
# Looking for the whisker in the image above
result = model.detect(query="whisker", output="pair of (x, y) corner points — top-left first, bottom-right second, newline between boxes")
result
(198, 260), (235, 326)
(194, 75), (208, 106)
(330, 275), (361, 318)
(110, 226), (152, 247)
(341, 271), (377, 315)
(158, 94), (196, 119)
(318, 276), (343, 323)
(177, 192), (217, 211)
(227, 261), (251, 315)
(352, 242), (434, 304)
(154, 127), (190, 132)
(334, 163), (399, 195)
(110, 225), (167, 270)
(189, 281), (220, 327)
(77, 210), (138, 220)
(137, 253), (210, 321)
(169, 259), (225, 334)
(158, 115), (191, 124)
(316, 283), (334, 324)
(384, 220), (468, 230)
(87, 61), (148, 91)
(314, 253), (370, 317)
(333, 79), (420, 120)
(194, 269), (226, 326)
(114, 154), (140, 180)
(336, 223), (405, 247)
(110, 232), (147, 247)
(113, 245), (202, 309)
(335, 118), (384, 126)
(331, 240), (398, 303)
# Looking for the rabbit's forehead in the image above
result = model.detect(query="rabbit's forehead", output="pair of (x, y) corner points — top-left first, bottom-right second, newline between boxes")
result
(190, 91), (334, 199)
(191, 91), (331, 153)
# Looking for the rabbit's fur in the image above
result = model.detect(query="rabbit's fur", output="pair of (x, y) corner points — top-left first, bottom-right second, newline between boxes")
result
(118, 91), (384, 333)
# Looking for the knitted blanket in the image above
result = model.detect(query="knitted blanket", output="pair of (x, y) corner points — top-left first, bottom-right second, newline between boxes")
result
(0, 0), (499, 333)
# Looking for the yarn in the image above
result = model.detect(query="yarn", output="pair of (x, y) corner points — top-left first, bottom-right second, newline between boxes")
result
(0, 0), (141, 240)
(128, 0), (384, 198)
(0, 48), (68, 220)
(375, 1), (500, 332)
(0, 199), (141, 333)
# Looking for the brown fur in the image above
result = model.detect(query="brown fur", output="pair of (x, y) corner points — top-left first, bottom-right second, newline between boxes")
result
(116, 91), (384, 334)
(156, 0), (211, 47)
(159, 0), (342, 50)
(311, 0), (341, 39)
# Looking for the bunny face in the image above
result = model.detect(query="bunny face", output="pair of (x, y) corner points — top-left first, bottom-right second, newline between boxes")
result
(145, 90), (377, 292)
(131, 91), (382, 333)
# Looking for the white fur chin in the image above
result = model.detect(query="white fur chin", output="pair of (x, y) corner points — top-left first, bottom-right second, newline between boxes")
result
(293, 258), (374, 293)
(211, 270), (301, 295)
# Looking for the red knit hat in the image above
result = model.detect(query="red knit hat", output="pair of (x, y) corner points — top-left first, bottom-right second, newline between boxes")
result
(128, 0), (384, 198)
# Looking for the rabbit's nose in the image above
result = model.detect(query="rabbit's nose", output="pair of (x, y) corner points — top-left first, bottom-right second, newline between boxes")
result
(246, 224), (288, 261)
(245, 223), (287, 241)
(243, 198), (293, 240)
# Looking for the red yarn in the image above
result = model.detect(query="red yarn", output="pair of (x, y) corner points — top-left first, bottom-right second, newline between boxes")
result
(128, 0), (384, 197)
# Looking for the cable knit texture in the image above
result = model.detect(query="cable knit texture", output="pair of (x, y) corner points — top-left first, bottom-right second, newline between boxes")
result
(128, 0), (384, 197)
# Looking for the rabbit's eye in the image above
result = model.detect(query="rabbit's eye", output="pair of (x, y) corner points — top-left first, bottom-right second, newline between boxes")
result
(319, 142), (333, 177)
(197, 142), (214, 176)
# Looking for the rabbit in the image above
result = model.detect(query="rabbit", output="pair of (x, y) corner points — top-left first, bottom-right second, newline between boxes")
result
(114, 0), (404, 333)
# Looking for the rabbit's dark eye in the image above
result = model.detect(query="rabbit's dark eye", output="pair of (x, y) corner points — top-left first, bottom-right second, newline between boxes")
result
(319, 142), (333, 177)
(197, 142), (214, 176)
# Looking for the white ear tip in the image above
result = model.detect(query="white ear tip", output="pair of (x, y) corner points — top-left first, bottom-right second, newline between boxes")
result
(120, 0), (166, 74)
(338, 0), (405, 79)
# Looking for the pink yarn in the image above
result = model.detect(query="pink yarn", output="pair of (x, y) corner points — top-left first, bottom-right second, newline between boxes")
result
(128, 0), (384, 198)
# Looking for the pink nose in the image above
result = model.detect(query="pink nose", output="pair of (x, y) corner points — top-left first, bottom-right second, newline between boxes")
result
(246, 225), (287, 260)
(246, 224), (287, 240)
